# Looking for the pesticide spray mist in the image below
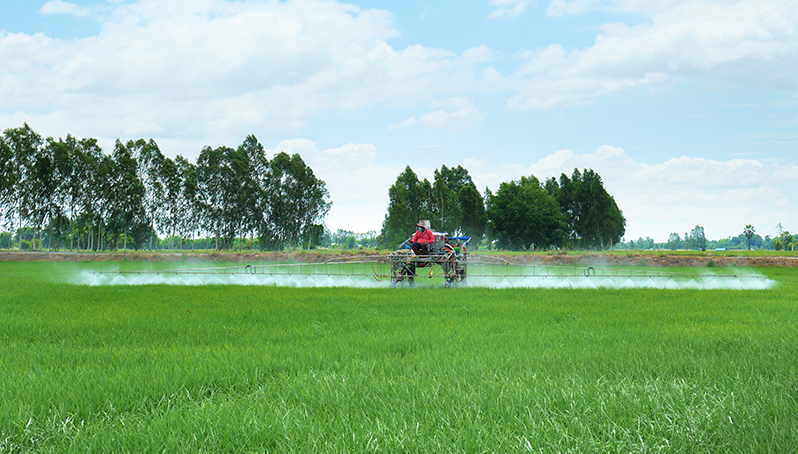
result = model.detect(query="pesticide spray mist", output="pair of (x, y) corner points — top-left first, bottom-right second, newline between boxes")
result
(74, 271), (386, 288)
(73, 264), (776, 290)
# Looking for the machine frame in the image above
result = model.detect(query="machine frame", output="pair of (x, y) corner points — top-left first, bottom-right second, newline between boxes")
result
(388, 233), (470, 288)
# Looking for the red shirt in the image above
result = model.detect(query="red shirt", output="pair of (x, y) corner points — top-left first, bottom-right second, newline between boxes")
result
(412, 229), (435, 244)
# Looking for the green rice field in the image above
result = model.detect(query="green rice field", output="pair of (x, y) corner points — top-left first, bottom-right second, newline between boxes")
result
(1, 261), (797, 451)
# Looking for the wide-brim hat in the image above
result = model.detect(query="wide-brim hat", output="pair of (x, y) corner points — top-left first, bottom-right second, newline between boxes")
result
(416, 220), (431, 230)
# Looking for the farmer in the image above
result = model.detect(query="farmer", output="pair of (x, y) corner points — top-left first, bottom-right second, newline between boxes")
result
(411, 220), (434, 255)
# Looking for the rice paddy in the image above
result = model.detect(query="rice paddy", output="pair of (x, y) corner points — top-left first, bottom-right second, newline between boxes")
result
(1, 261), (797, 451)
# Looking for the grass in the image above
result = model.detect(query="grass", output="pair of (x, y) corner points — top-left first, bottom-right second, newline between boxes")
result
(1, 262), (797, 451)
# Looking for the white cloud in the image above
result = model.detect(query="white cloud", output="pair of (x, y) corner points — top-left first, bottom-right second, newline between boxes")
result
(613, 0), (732, 16)
(388, 97), (487, 130)
(461, 45), (494, 64)
(546, 0), (759, 17)
(387, 117), (418, 130)
(527, 149), (576, 175)
(546, 0), (604, 16)
(774, 165), (798, 179)
(488, 0), (533, 19)
(1, 0), (492, 148)
(40, 0), (92, 17)
(463, 145), (798, 242)
(322, 143), (377, 160)
(10, 0), (796, 145)
(511, 0), (798, 111)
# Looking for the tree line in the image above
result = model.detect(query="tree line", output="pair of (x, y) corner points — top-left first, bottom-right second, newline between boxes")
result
(0, 124), (330, 251)
(615, 224), (793, 251)
(379, 166), (626, 250)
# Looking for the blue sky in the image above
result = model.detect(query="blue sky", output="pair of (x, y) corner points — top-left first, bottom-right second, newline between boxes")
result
(2, 0), (797, 242)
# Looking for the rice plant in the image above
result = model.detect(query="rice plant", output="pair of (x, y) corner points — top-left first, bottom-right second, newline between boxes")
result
(0, 262), (796, 451)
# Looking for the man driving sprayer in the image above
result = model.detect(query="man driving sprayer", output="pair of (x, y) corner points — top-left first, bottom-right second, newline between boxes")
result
(411, 220), (435, 255)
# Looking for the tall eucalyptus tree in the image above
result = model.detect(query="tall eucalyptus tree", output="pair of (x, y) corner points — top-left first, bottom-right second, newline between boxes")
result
(108, 140), (146, 250)
(175, 155), (199, 249)
(429, 165), (486, 243)
(42, 135), (76, 249)
(77, 138), (107, 251)
(0, 135), (14, 235)
(546, 169), (626, 249)
(266, 152), (331, 250)
(431, 165), (469, 235)
(159, 156), (181, 249)
(196, 145), (225, 249)
(458, 182), (487, 246)
(62, 135), (85, 250)
(237, 135), (269, 249)
(3, 124), (42, 249)
(218, 145), (250, 249)
(128, 139), (166, 250)
(379, 166), (432, 248)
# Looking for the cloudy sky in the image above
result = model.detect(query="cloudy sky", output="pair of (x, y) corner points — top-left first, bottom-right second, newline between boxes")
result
(2, 0), (797, 242)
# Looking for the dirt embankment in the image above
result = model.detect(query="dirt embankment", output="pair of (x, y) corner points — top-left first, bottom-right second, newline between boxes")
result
(2, 250), (798, 267)
(504, 253), (798, 268)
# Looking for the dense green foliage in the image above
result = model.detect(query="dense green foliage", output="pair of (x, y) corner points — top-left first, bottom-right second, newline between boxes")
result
(1, 262), (797, 451)
(379, 166), (432, 247)
(544, 168), (626, 249)
(486, 175), (565, 250)
(774, 223), (795, 251)
(380, 165), (624, 251)
(689, 225), (708, 250)
(380, 165), (486, 248)
(431, 165), (487, 245)
(0, 124), (330, 251)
